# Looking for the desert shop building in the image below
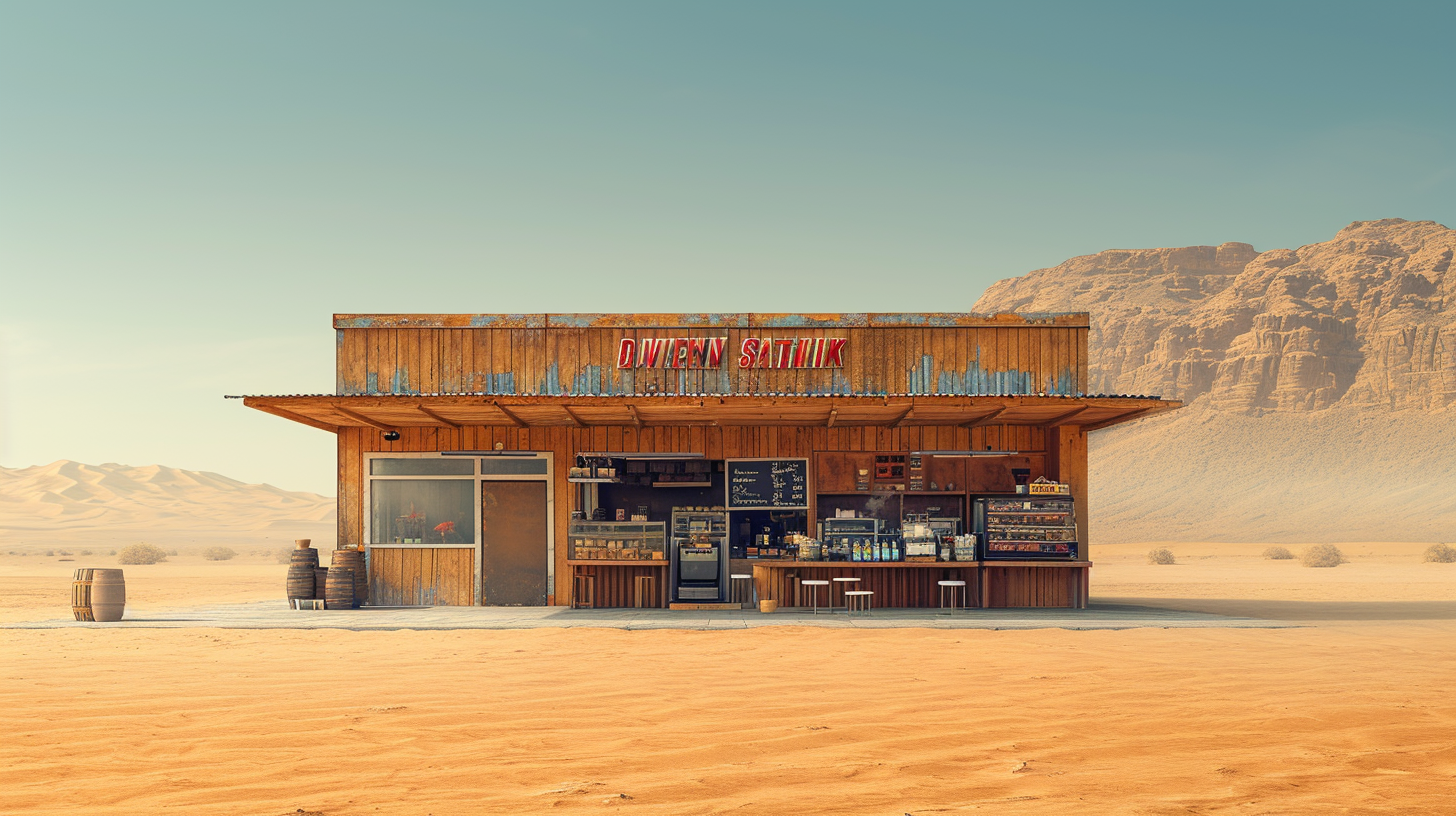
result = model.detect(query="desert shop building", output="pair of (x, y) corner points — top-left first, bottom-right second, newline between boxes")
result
(237, 313), (1179, 610)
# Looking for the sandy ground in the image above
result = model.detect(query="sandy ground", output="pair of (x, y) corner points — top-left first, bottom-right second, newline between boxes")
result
(1, 543), (1454, 815)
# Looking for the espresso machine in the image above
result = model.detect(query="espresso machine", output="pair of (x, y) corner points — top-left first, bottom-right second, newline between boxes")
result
(669, 509), (729, 602)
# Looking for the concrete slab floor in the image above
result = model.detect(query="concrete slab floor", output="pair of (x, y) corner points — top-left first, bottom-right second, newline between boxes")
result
(5, 601), (1299, 631)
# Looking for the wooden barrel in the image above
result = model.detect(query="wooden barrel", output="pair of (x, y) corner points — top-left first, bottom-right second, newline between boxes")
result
(286, 564), (315, 600)
(325, 567), (355, 610)
(313, 567), (329, 599)
(331, 549), (367, 607)
(72, 568), (96, 621)
(290, 547), (319, 568)
(90, 569), (126, 622)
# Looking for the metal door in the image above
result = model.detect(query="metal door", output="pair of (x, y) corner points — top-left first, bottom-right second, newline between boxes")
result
(481, 481), (548, 605)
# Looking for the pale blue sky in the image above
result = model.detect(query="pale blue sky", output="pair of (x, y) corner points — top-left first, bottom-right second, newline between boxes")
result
(2, 1), (1453, 494)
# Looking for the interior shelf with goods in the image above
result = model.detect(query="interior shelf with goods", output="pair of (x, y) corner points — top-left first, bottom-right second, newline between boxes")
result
(973, 495), (1078, 559)
(567, 521), (667, 561)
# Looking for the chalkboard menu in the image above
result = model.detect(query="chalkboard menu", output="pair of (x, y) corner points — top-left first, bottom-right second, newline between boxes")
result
(725, 458), (809, 509)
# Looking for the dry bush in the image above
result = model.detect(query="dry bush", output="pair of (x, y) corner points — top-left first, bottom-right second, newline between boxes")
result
(80, 549), (92, 556)
(44, 550), (54, 557)
(108, 550), (117, 556)
(274, 546), (295, 564)
(57, 549), (73, 556)
(1424, 543), (1456, 563)
(1147, 547), (1176, 565)
(201, 546), (237, 561)
(166, 549), (179, 556)
(117, 543), (169, 565)
(1301, 544), (1346, 568)
(1263, 546), (1294, 560)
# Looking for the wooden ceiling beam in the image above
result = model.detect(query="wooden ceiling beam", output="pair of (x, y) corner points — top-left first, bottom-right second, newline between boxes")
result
(415, 405), (461, 428)
(1043, 406), (1091, 428)
(625, 404), (644, 429)
(561, 406), (587, 428)
(885, 406), (914, 427)
(332, 405), (400, 432)
(491, 401), (527, 428)
(243, 400), (340, 434)
(959, 407), (1005, 428)
(1081, 406), (1155, 432)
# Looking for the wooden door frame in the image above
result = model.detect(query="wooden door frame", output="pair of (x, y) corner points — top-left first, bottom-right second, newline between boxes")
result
(478, 456), (554, 606)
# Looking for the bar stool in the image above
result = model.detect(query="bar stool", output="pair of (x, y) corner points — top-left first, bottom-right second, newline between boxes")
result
(831, 576), (861, 611)
(801, 579), (830, 614)
(844, 589), (874, 616)
(730, 573), (755, 609)
(937, 580), (967, 612)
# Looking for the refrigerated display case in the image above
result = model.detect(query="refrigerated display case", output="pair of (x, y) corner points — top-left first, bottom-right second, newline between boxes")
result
(974, 496), (1078, 559)
(818, 517), (882, 562)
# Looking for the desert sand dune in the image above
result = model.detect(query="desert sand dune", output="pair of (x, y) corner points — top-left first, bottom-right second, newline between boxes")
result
(1, 542), (1453, 815)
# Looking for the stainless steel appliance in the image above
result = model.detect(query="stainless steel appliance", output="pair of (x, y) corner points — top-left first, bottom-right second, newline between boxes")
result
(670, 509), (729, 601)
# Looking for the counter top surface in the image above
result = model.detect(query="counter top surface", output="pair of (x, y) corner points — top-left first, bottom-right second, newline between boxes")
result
(568, 559), (669, 566)
(749, 560), (1093, 568)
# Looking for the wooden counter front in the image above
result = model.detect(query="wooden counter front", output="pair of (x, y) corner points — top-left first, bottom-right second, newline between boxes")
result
(751, 561), (982, 609)
(568, 560), (669, 609)
(751, 560), (1092, 610)
(982, 560), (1091, 609)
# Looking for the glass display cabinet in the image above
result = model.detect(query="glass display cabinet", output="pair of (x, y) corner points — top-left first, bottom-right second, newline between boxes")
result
(568, 521), (667, 561)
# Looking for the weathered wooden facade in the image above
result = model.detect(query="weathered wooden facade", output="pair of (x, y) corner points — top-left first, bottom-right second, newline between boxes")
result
(241, 313), (1180, 609)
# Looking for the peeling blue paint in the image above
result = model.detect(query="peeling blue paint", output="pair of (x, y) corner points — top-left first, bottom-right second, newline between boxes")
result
(927, 351), (1043, 396)
(390, 366), (410, 394)
(366, 372), (379, 392)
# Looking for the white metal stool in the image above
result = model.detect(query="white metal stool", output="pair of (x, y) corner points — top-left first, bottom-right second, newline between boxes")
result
(937, 580), (967, 612)
(844, 589), (874, 616)
(831, 576), (861, 611)
(730, 573), (755, 609)
(801, 579), (830, 614)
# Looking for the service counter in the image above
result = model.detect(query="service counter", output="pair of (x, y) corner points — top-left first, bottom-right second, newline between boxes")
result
(567, 560), (670, 609)
(751, 560), (1090, 609)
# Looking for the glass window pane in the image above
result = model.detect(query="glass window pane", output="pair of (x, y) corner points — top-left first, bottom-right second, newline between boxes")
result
(371, 458), (475, 476)
(479, 458), (548, 475)
(370, 480), (475, 544)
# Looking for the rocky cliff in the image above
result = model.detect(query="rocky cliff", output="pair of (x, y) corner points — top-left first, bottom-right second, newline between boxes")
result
(974, 219), (1456, 543)
(975, 219), (1456, 413)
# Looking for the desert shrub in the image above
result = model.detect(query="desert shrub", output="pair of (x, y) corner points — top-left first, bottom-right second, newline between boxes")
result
(117, 543), (169, 565)
(44, 550), (54, 557)
(108, 550), (117, 556)
(80, 549), (92, 556)
(166, 549), (179, 556)
(1423, 543), (1456, 563)
(1301, 544), (1346, 568)
(201, 546), (237, 561)
(274, 546), (295, 564)
(1263, 546), (1294, 560)
(1147, 547), (1176, 565)
(57, 549), (73, 556)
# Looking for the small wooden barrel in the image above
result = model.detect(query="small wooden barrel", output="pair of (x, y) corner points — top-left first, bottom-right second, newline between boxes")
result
(72, 568), (96, 621)
(313, 567), (329, 599)
(90, 569), (126, 622)
(295, 538), (312, 549)
(325, 567), (355, 610)
(286, 564), (315, 600)
(290, 547), (319, 568)
(331, 549), (367, 607)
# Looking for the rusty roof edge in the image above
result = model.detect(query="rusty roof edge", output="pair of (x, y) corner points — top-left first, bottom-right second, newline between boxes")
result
(332, 312), (1091, 330)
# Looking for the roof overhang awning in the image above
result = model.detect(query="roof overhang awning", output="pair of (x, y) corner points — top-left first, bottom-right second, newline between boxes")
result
(235, 394), (1181, 434)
